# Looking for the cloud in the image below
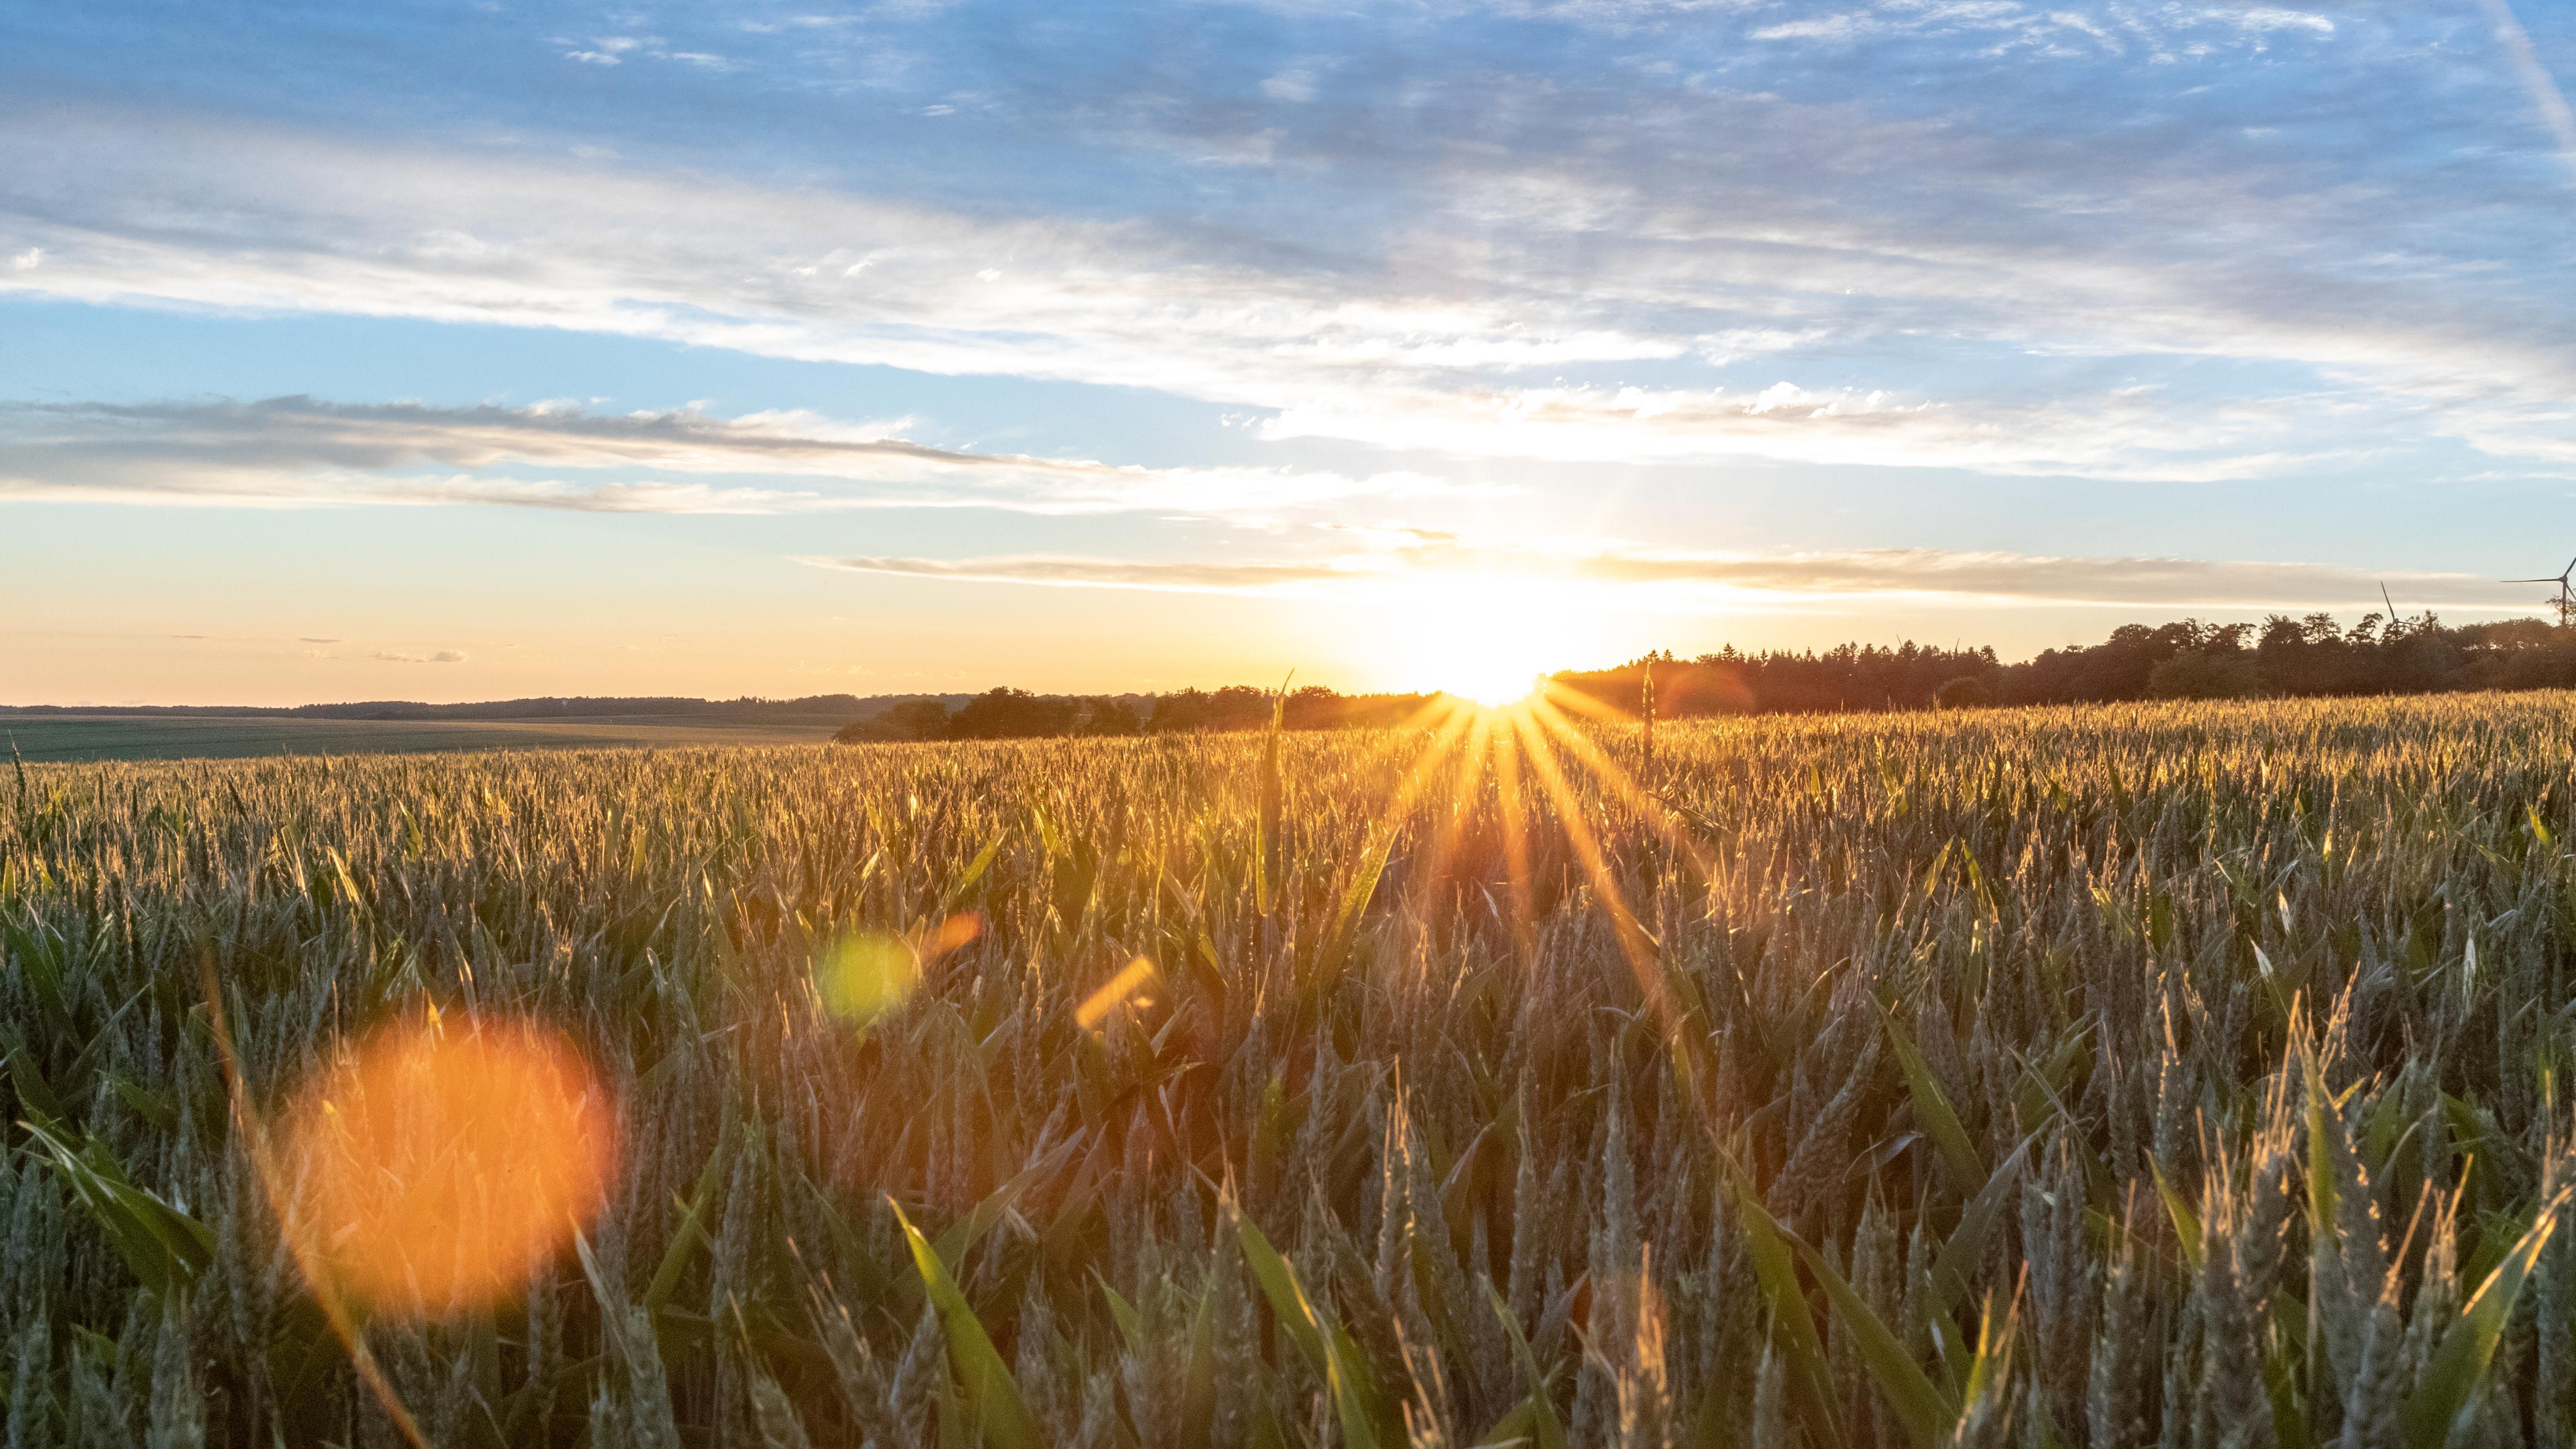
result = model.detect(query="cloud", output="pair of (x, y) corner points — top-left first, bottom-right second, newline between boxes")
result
(1748, 1), (2333, 47)
(370, 649), (468, 663)
(1261, 68), (1319, 101)
(0, 396), (1473, 513)
(561, 32), (740, 69)
(804, 539), (2540, 612)
(1558, 549), (2516, 610)
(0, 104), (1577, 407)
(6, 92), (2574, 479)
(804, 553), (1353, 592)
(1261, 381), (2355, 481)
(2478, 0), (2576, 190)
(2227, 9), (2335, 35)
(10, 0), (2576, 490)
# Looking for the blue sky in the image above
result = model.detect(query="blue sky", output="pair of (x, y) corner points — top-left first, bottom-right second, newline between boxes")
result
(5, 0), (2574, 703)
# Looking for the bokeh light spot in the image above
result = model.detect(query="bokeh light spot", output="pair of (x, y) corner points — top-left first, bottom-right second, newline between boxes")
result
(816, 933), (922, 1024)
(815, 913), (979, 1026)
(278, 1017), (616, 1320)
(1076, 955), (1159, 1030)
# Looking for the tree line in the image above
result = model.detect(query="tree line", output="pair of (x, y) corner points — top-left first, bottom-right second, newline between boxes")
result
(835, 684), (1439, 741)
(834, 614), (2576, 742)
(1554, 614), (2576, 715)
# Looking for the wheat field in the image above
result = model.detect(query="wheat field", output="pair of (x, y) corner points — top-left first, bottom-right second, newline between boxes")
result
(8, 690), (2576, 1448)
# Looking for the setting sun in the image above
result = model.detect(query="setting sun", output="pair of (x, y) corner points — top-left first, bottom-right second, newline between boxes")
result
(1375, 571), (1600, 706)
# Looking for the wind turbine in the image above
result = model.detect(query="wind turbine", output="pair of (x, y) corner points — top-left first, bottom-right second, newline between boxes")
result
(2503, 555), (2576, 627)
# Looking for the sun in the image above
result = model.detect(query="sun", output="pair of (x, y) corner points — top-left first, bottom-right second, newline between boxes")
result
(1374, 571), (1596, 706)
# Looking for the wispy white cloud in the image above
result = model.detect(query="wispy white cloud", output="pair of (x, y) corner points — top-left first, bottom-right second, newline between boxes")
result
(0, 396), (1472, 513)
(559, 32), (739, 69)
(8, 96), (2574, 478)
(1747, 0), (2331, 48)
(1261, 380), (2359, 480)
(805, 537), (2539, 611)
(1261, 67), (1319, 101)
(807, 553), (1352, 591)
(2478, 0), (2576, 190)
(370, 649), (468, 663)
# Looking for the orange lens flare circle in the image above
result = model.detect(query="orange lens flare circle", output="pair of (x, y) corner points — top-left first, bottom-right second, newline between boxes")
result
(278, 1016), (617, 1320)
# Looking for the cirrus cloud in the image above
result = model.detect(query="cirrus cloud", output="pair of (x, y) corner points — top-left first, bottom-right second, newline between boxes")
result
(0, 395), (1472, 513)
(803, 539), (2543, 612)
(370, 649), (468, 664)
(5, 84), (2573, 479)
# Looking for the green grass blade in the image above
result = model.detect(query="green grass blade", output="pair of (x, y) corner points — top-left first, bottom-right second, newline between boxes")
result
(1782, 1228), (1959, 1447)
(1094, 1272), (1145, 1349)
(941, 827), (1007, 914)
(2400, 1195), (2563, 1449)
(18, 1114), (213, 1296)
(890, 1199), (1043, 1449)
(2149, 1157), (2204, 1274)
(1236, 1212), (1327, 1373)
(1722, 1159), (1848, 1449)
(1234, 1210), (1382, 1449)
(1314, 823), (1396, 988)
(1881, 1008), (1984, 1197)
(1925, 1134), (2034, 1330)
(3, 1036), (72, 1127)
(643, 1140), (730, 1316)
(1481, 1278), (1567, 1449)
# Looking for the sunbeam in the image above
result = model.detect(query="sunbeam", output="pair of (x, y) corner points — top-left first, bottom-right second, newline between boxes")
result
(1340, 688), (1734, 1133)
(1529, 687), (1719, 877)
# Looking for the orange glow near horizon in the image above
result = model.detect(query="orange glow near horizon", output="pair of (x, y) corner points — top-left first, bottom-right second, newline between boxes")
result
(276, 1016), (616, 1320)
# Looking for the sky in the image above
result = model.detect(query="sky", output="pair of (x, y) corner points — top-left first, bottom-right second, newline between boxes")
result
(5, 0), (2576, 705)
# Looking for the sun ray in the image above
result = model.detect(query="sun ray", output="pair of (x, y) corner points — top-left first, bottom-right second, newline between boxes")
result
(1414, 706), (1497, 907)
(1504, 709), (1669, 1010)
(1366, 698), (1478, 840)
(1507, 701), (1730, 1127)
(1338, 692), (1468, 784)
(1533, 680), (1638, 726)
(1490, 715), (1539, 959)
(1527, 687), (1719, 878)
(1242, 692), (1460, 903)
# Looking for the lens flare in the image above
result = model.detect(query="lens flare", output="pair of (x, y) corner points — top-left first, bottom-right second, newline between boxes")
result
(814, 912), (981, 1026)
(1075, 955), (1160, 1030)
(816, 933), (922, 1023)
(277, 1016), (616, 1320)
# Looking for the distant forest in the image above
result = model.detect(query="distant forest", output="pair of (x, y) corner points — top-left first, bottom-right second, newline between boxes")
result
(840, 612), (2576, 741)
(1552, 614), (2576, 718)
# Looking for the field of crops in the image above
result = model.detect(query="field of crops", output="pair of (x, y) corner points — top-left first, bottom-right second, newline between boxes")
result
(9, 690), (2576, 1448)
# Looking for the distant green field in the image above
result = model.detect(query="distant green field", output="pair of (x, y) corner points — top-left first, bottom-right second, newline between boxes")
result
(0, 713), (843, 762)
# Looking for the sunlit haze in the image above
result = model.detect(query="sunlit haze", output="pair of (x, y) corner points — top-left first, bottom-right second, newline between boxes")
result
(6, 2), (2576, 703)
